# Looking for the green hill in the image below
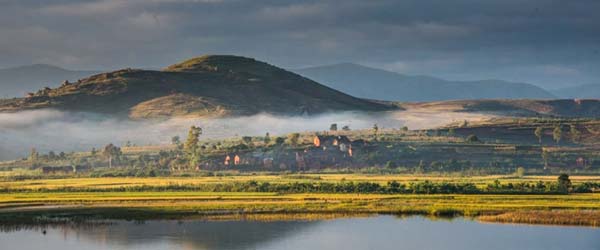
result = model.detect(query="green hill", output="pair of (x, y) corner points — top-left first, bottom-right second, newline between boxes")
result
(0, 55), (392, 119)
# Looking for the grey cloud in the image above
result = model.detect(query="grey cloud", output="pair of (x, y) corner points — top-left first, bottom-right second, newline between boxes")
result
(0, 0), (599, 88)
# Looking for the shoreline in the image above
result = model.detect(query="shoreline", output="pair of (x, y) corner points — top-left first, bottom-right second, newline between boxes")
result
(1, 198), (599, 228)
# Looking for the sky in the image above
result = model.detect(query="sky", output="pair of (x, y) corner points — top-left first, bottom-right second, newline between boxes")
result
(1, 0), (599, 89)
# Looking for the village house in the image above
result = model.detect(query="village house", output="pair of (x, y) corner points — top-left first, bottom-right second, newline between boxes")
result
(42, 165), (90, 174)
(313, 135), (352, 153)
(224, 154), (241, 166)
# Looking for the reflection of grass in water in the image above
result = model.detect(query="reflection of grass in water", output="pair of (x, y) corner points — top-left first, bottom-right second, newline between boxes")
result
(478, 210), (600, 227)
(0, 217), (114, 233)
(194, 212), (374, 222)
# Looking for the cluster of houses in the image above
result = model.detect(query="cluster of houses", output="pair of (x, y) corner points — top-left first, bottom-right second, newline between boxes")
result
(41, 165), (91, 174)
(215, 135), (369, 171)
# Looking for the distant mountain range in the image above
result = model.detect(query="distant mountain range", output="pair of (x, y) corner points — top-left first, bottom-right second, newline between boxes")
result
(0, 55), (391, 118)
(551, 84), (600, 99)
(3, 61), (596, 103)
(295, 63), (557, 101)
(0, 64), (98, 98)
(0, 59), (597, 119)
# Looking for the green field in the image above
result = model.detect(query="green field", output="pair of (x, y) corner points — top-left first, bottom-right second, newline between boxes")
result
(0, 175), (598, 227)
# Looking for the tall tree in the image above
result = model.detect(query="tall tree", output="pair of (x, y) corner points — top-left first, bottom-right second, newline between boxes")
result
(557, 174), (571, 193)
(329, 123), (338, 132)
(569, 124), (581, 143)
(103, 143), (121, 168)
(534, 127), (543, 145)
(263, 132), (271, 145)
(372, 124), (379, 141)
(553, 125), (562, 145)
(171, 136), (181, 146)
(29, 148), (39, 167)
(184, 126), (202, 168)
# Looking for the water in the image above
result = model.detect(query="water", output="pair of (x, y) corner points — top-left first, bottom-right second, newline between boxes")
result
(0, 216), (598, 250)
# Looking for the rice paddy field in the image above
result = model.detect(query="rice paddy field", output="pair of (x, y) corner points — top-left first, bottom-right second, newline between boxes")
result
(2, 174), (600, 191)
(0, 174), (599, 227)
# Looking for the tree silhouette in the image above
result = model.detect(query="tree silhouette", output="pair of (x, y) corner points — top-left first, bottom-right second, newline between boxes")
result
(534, 127), (543, 145)
(553, 125), (562, 145)
(184, 126), (202, 168)
(103, 143), (122, 168)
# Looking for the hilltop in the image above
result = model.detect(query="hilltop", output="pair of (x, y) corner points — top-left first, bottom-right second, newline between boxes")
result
(295, 63), (556, 101)
(0, 64), (98, 98)
(0, 55), (392, 118)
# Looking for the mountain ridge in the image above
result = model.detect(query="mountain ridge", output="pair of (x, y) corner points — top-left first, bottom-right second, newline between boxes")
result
(294, 63), (557, 101)
(551, 83), (600, 99)
(0, 64), (99, 98)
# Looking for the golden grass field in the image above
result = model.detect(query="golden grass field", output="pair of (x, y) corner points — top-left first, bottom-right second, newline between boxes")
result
(0, 174), (599, 227)
(2, 174), (600, 191)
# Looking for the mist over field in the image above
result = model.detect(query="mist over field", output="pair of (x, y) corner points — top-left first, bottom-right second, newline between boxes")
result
(0, 109), (493, 161)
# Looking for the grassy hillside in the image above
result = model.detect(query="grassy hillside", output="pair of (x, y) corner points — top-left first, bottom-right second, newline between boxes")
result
(401, 99), (600, 118)
(0, 56), (392, 118)
(295, 63), (556, 101)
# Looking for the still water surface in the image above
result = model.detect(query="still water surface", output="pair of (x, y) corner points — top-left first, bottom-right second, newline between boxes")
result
(0, 216), (598, 250)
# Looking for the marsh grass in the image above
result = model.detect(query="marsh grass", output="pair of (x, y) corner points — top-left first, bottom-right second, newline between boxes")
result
(478, 210), (600, 227)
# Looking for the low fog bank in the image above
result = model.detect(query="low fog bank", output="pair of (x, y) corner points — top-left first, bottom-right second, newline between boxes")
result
(0, 109), (494, 161)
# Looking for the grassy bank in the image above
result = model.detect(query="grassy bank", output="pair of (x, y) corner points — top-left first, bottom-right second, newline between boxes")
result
(0, 175), (599, 227)
(478, 210), (600, 227)
(0, 191), (599, 226)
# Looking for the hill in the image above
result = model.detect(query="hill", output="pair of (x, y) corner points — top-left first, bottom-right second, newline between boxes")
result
(0, 55), (392, 118)
(551, 84), (600, 99)
(400, 99), (600, 118)
(0, 64), (98, 98)
(295, 63), (556, 101)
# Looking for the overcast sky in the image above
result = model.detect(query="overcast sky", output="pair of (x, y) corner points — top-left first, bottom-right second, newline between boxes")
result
(1, 0), (599, 89)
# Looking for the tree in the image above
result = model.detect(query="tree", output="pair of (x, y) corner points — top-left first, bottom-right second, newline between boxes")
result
(372, 124), (379, 141)
(515, 167), (525, 178)
(557, 174), (571, 193)
(569, 124), (581, 143)
(342, 125), (351, 131)
(534, 127), (543, 144)
(48, 151), (57, 160)
(29, 148), (39, 167)
(553, 125), (562, 145)
(448, 128), (455, 136)
(460, 120), (468, 128)
(103, 143), (122, 168)
(184, 126), (202, 168)
(286, 133), (300, 146)
(466, 134), (479, 143)
(264, 132), (271, 145)
(242, 136), (253, 146)
(401, 126), (409, 132)
(541, 150), (550, 168)
(275, 137), (285, 145)
(171, 136), (181, 146)
(329, 123), (338, 132)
